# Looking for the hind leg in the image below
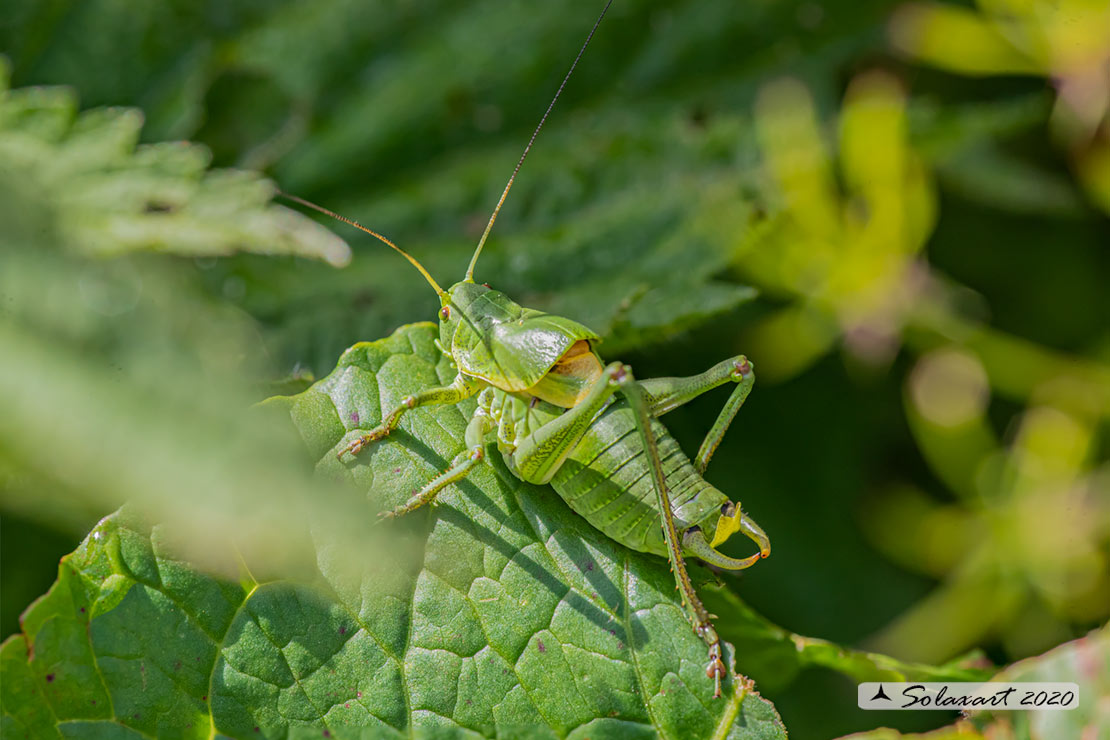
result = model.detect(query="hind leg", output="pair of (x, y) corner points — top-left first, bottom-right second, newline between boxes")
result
(616, 373), (730, 699)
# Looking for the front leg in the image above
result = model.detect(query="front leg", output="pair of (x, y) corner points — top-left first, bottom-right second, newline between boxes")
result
(339, 373), (483, 460)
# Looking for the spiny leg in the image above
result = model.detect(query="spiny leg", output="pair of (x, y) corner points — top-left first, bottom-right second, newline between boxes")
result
(682, 358), (767, 559)
(637, 355), (753, 418)
(635, 356), (755, 475)
(616, 373), (729, 699)
(633, 356), (767, 561)
(380, 410), (495, 519)
(692, 358), (753, 475)
(339, 374), (482, 460)
(637, 355), (764, 559)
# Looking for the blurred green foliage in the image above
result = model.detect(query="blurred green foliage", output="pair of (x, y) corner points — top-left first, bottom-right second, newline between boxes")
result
(1, 0), (1107, 738)
(890, 0), (1110, 211)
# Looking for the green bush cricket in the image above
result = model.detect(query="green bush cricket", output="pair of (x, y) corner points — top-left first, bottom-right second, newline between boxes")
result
(283, 0), (770, 699)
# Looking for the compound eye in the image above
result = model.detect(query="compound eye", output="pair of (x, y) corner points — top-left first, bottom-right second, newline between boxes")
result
(440, 306), (451, 320)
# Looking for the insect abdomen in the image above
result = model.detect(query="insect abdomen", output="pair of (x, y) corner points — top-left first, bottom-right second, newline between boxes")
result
(549, 400), (727, 557)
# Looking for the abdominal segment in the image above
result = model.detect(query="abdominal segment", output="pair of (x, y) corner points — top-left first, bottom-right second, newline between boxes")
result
(549, 401), (726, 557)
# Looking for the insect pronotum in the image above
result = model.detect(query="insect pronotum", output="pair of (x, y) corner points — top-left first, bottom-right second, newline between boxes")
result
(283, 0), (771, 699)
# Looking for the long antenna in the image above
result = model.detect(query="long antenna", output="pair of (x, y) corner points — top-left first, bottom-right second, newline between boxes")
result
(464, 0), (614, 282)
(278, 190), (444, 296)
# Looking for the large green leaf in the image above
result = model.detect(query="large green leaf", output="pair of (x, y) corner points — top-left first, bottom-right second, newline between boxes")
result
(1, 322), (788, 739)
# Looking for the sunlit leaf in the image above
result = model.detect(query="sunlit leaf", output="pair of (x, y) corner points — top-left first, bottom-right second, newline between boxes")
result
(0, 323), (791, 739)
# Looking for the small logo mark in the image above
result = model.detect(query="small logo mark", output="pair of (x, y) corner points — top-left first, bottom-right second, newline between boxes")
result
(858, 682), (1080, 711)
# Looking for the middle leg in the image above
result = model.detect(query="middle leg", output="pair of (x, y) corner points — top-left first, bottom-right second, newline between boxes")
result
(380, 409), (495, 519)
(340, 373), (483, 460)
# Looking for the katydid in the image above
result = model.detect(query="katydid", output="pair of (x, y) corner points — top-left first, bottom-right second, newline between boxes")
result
(282, 0), (770, 699)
